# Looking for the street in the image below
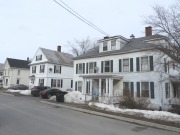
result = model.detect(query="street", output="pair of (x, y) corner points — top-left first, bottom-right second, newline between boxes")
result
(0, 92), (179, 135)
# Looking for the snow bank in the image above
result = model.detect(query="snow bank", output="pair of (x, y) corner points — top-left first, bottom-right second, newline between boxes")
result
(6, 89), (31, 95)
(19, 90), (31, 95)
(64, 91), (85, 104)
(49, 96), (56, 101)
(7, 89), (21, 93)
(89, 102), (180, 123)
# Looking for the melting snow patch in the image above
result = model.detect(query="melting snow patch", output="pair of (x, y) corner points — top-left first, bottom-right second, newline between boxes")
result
(49, 96), (56, 101)
(7, 89), (21, 93)
(64, 91), (85, 104)
(19, 90), (31, 95)
(89, 102), (180, 123)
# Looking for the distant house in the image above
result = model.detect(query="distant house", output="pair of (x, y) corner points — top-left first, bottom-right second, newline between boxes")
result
(0, 63), (4, 87)
(29, 46), (73, 91)
(3, 58), (30, 88)
(73, 27), (180, 110)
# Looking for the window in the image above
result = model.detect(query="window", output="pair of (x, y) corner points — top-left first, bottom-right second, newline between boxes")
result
(39, 79), (44, 86)
(40, 65), (45, 73)
(54, 65), (61, 73)
(141, 57), (149, 71)
(78, 63), (83, 74)
(16, 79), (20, 84)
(51, 79), (63, 88)
(123, 82), (130, 96)
(86, 81), (90, 94)
(32, 66), (36, 73)
(0, 71), (3, 76)
(71, 80), (73, 88)
(123, 59), (129, 72)
(111, 40), (116, 50)
(104, 61), (110, 72)
(89, 62), (94, 73)
(17, 70), (20, 75)
(78, 81), (82, 92)
(36, 55), (42, 61)
(141, 82), (149, 97)
(165, 83), (170, 98)
(103, 42), (108, 51)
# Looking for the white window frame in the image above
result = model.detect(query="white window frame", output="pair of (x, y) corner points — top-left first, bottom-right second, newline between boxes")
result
(39, 79), (44, 86)
(52, 79), (62, 88)
(104, 60), (111, 73)
(32, 66), (36, 73)
(141, 82), (149, 97)
(40, 65), (45, 73)
(78, 81), (83, 92)
(103, 42), (108, 51)
(141, 56), (149, 71)
(123, 58), (129, 72)
(36, 55), (42, 61)
(111, 40), (116, 50)
(78, 63), (83, 74)
(89, 62), (94, 74)
(54, 65), (61, 73)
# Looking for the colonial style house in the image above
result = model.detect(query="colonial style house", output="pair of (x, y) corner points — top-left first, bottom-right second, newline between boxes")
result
(0, 63), (4, 87)
(73, 27), (180, 110)
(29, 46), (73, 91)
(3, 58), (30, 88)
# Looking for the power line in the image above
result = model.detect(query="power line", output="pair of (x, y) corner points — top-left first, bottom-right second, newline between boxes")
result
(53, 0), (109, 36)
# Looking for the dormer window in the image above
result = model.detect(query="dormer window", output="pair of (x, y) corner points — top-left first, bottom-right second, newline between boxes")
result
(103, 42), (108, 51)
(36, 55), (42, 61)
(111, 40), (116, 50)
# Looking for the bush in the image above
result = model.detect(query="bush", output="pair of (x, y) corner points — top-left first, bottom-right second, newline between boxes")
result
(118, 93), (150, 109)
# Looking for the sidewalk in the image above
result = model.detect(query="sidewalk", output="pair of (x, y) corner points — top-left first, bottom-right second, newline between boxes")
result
(40, 100), (180, 133)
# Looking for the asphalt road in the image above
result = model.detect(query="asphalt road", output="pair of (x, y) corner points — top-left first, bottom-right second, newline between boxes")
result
(0, 92), (179, 135)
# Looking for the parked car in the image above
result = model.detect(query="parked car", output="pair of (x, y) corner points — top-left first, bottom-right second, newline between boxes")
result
(8, 84), (28, 90)
(31, 86), (50, 96)
(40, 88), (66, 99)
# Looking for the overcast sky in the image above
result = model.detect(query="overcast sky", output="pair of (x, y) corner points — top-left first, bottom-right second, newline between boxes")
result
(0, 0), (176, 63)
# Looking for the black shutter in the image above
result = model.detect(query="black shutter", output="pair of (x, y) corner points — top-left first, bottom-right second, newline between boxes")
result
(75, 82), (77, 91)
(51, 79), (53, 87)
(60, 66), (61, 74)
(131, 82), (134, 97)
(35, 66), (36, 73)
(40, 55), (42, 60)
(83, 63), (85, 74)
(94, 62), (96, 73)
(130, 58), (133, 72)
(164, 58), (167, 73)
(61, 79), (63, 88)
(76, 64), (78, 74)
(167, 61), (169, 73)
(42, 79), (44, 86)
(39, 79), (40, 86)
(111, 60), (113, 72)
(119, 59), (122, 72)
(136, 57), (140, 71)
(71, 80), (73, 88)
(101, 61), (103, 73)
(36, 56), (37, 61)
(86, 63), (88, 74)
(137, 82), (140, 97)
(149, 56), (153, 71)
(86, 81), (88, 93)
(150, 82), (154, 99)
(54, 65), (56, 73)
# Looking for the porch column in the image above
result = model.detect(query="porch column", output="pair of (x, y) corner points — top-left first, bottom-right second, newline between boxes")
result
(99, 79), (101, 96)
(83, 78), (86, 94)
(109, 78), (113, 97)
(90, 79), (92, 94)
(106, 79), (108, 96)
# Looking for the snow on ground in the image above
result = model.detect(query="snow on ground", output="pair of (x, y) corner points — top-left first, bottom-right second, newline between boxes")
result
(19, 90), (31, 95)
(6, 89), (31, 95)
(49, 96), (56, 101)
(64, 91), (85, 104)
(89, 102), (180, 123)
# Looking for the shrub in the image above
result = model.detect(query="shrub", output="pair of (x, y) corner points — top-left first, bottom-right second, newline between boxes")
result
(118, 92), (150, 109)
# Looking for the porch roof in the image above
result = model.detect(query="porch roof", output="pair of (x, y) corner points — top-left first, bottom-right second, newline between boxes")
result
(79, 74), (123, 80)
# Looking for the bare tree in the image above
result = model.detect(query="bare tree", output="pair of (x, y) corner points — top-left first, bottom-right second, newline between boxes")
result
(68, 37), (98, 56)
(144, 1), (180, 64)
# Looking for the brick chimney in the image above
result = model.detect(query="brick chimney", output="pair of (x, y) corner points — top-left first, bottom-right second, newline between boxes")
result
(145, 26), (152, 36)
(57, 46), (61, 52)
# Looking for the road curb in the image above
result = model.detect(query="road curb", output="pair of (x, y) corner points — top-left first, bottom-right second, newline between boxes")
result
(40, 101), (180, 133)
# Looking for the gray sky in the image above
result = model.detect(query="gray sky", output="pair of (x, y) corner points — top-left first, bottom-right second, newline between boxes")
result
(0, 0), (176, 63)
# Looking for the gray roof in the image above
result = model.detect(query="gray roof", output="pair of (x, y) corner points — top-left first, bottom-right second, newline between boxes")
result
(0, 63), (4, 71)
(40, 48), (73, 66)
(73, 34), (164, 60)
(7, 58), (30, 69)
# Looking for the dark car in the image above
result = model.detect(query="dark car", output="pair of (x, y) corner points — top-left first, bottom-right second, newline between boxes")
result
(40, 88), (65, 99)
(31, 86), (50, 96)
(8, 84), (28, 90)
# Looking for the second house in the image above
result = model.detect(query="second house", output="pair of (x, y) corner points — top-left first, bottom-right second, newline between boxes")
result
(29, 46), (73, 91)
